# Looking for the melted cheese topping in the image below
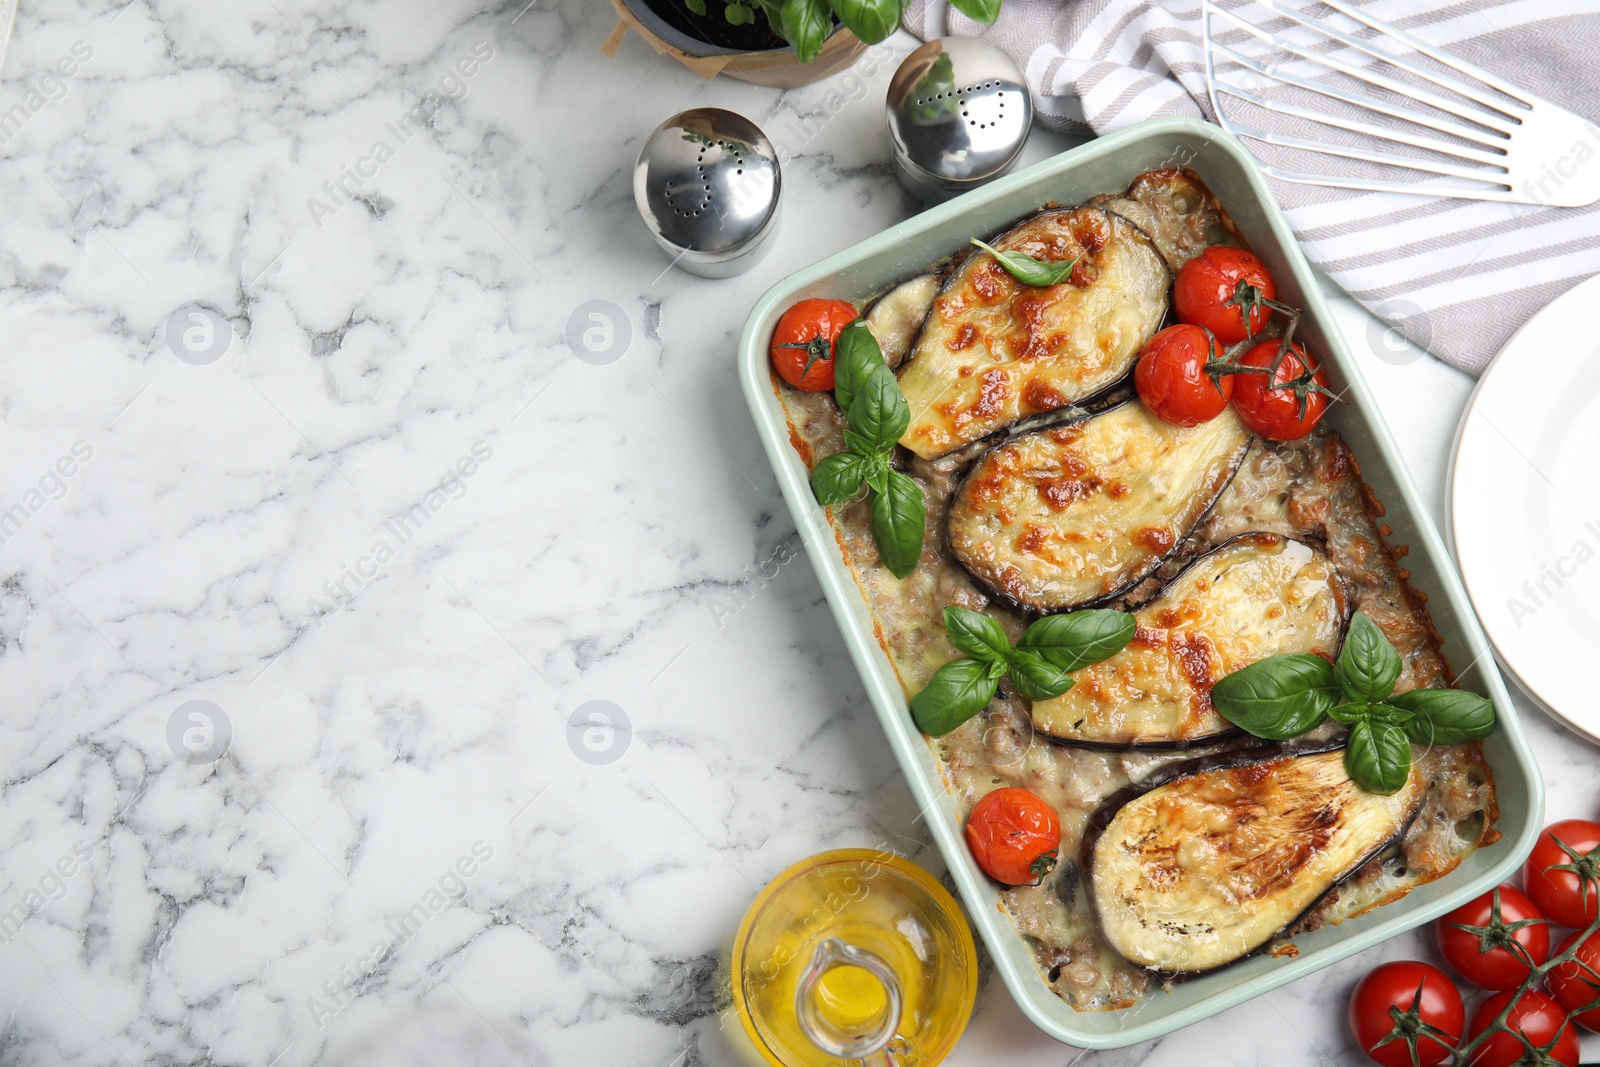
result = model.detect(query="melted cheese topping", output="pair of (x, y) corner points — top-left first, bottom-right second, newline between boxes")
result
(948, 404), (1252, 611)
(896, 208), (1168, 459)
(1091, 751), (1424, 972)
(1033, 536), (1345, 744)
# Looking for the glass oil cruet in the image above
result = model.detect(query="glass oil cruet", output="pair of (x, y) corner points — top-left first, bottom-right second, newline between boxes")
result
(728, 849), (978, 1067)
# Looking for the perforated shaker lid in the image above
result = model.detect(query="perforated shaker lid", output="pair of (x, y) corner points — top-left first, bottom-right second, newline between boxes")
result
(634, 108), (780, 261)
(886, 37), (1033, 187)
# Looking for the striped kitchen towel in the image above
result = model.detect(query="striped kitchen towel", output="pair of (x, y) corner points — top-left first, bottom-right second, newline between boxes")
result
(902, 0), (1600, 374)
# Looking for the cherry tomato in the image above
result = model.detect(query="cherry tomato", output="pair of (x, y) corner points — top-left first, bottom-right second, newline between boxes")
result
(770, 298), (858, 392)
(1523, 819), (1600, 929)
(1173, 246), (1278, 344)
(1348, 960), (1464, 1067)
(1134, 324), (1233, 427)
(1435, 885), (1550, 990)
(1229, 340), (1331, 441)
(1548, 930), (1600, 1031)
(965, 787), (1060, 886)
(1465, 989), (1578, 1067)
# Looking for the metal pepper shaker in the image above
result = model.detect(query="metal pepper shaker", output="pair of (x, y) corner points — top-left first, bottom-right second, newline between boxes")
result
(634, 108), (781, 278)
(886, 37), (1034, 204)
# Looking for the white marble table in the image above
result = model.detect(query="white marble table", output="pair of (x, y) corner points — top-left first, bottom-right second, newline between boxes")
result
(0, 4), (1594, 1065)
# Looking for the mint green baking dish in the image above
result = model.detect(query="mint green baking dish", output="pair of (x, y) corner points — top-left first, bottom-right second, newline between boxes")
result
(736, 116), (1543, 1049)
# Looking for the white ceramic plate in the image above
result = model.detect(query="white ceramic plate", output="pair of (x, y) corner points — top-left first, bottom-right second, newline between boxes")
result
(1449, 271), (1600, 743)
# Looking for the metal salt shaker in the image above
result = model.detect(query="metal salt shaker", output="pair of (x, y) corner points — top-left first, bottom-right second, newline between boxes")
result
(634, 108), (781, 278)
(886, 37), (1034, 204)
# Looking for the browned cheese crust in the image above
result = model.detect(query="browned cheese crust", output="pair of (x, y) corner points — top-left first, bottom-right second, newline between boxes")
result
(896, 207), (1168, 459)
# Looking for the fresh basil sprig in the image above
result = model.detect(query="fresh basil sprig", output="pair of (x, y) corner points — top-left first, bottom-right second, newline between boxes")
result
(1211, 611), (1496, 795)
(970, 238), (1080, 287)
(809, 320), (925, 578)
(911, 606), (1136, 736)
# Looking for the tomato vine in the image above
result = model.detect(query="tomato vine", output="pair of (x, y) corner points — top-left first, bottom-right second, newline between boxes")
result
(1447, 832), (1600, 1066)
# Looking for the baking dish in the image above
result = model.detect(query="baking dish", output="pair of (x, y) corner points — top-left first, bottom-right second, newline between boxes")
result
(736, 116), (1544, 1048)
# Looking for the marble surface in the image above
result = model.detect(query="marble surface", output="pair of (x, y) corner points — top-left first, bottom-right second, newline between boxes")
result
(0, 3), (1596, 1065)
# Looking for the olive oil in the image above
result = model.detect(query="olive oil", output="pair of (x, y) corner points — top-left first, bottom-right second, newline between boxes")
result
(729, 849), (977, 1067)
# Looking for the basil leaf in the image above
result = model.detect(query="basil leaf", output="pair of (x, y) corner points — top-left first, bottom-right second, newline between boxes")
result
(1330, 701), (1408, 726)
(947, 0), (1001, 22)
(971, 238), (1079, 287)
(1005, 648), (1075, 702)
(1366, 704), (1414, 726)
(810, 451), (868, 506)
(1334, 611), (1402, 703)
(910, 657), (998, 736)
(844, 369), (910, 456)
(1328, 703), (1364, 725)
(780, 0), (832, 62)
(1210, 652), (1340, 740)
(724, 2), (755, 24)
(685, 0), (707, 12)
(1018, 610), (1137, 672)
(829, 0), (899, 43)
(1345, 718), (1413, 795)
(1389, 688), (1496, 745)
(943, 606), (1010, 663)
(868, 469), (924, 578)
(861, 452), (890, 496)
(832, 319), (882, 415)
(829, 318), (921, 578)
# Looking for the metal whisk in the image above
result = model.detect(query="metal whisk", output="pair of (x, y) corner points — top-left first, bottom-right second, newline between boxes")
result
(1202, 0), (1600, 207)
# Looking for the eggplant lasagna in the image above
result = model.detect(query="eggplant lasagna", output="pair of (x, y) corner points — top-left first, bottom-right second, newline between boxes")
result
(772, 170), (1498, 1010)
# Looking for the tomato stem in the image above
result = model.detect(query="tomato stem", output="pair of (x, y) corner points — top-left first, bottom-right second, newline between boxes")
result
(1371, 977), (1459, 1067)
(1550, 837), (1600, 916)
(1445, 886), (1551, 972)
(1027, 849), (1059, 887)
(775, 334), (835, 380)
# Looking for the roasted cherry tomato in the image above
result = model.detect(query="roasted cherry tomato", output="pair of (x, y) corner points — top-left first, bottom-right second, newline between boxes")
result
(1548, 930), (1600, 1031)
(1134, 323), (1233, 427)
(1348, 960), (1464, 1067)
(770, 298), (858, 392)
(1465, 989), (1578, 1067)
(1229, 340), (1331, 440)
(1523, 819), (1600, 929)
(1173, 246), (1277, 344)
(965, 787), (1060, 886)
(1435, 884), (1550, 990)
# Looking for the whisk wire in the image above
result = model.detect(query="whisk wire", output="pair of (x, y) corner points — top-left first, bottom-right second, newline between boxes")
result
(1202, 0), (1600, 206)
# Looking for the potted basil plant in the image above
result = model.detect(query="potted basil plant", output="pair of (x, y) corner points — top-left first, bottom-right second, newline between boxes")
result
(605, 0), (1003, 88)
(681, 0), (1001, 62)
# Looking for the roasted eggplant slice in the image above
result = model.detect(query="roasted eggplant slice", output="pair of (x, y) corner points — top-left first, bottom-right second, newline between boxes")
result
(1033, 535), (1347, 746)
(1091, 168), (1242, 273)
(865, 274), (938, 370)
(947, 403), (1252, 613)
(895, 207), (1169, 459)
(1087, 747), (1425, 973)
